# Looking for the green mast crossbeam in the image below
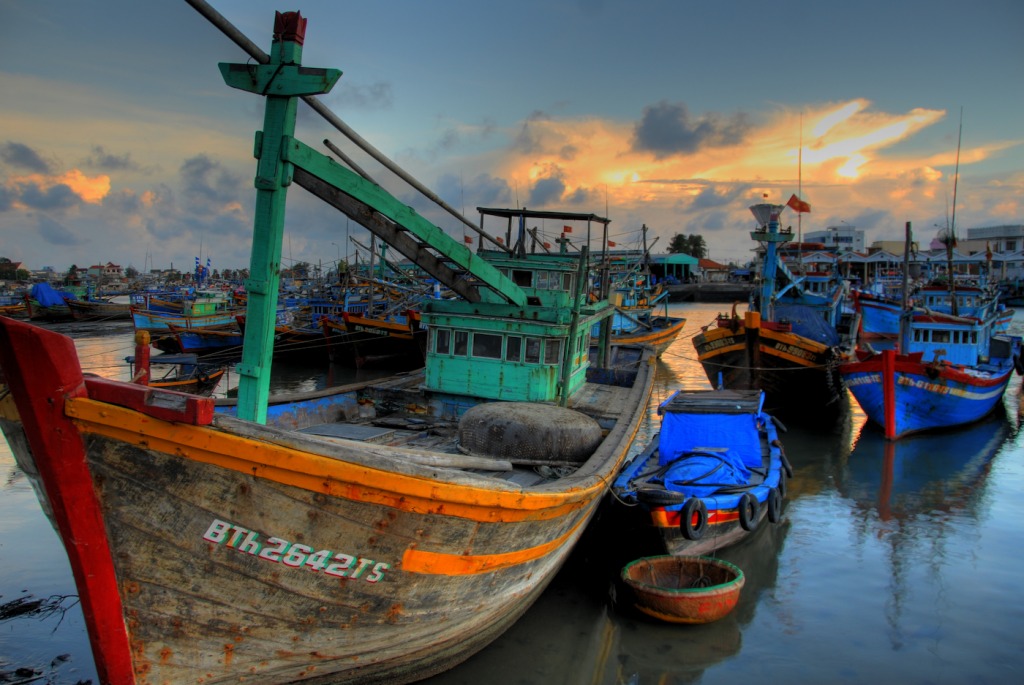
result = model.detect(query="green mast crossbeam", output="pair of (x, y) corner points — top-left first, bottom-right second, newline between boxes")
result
(218, 11), (341, 423)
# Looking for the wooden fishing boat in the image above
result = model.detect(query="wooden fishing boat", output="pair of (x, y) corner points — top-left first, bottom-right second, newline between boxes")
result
(23, 283), (74, 322)
(270, 321), (333, 360)
(606, 313), (686, 356)
(235, 312), (335, 362)
(330, 309), (426, 369)
(611, 389), (789, 556)
(0, 12), (655, 684)
(840, 316), (1021, 440)
(125, 352), (225, 396)
(852, 287), (903, 339)
(620, 555), (745, 624)
(0, 301), (27, 318)
(130, 305), (243, 332)
(692, 203), (848, 421)
(320, 316), (389, 366)
(855, 283), (1014, 339)
(152, 322), (244, 356)
(67, 298), (133, 321)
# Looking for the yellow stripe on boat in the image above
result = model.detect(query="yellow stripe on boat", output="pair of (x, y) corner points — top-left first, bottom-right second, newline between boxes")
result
(66, 397), (608, 523)
(401, 512), (591, 574)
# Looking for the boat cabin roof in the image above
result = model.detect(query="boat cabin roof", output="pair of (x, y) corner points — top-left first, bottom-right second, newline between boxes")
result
(658, 388), (764, 416)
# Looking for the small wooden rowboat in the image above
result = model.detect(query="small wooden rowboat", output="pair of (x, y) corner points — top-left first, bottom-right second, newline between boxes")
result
(620, 555), (745, 624)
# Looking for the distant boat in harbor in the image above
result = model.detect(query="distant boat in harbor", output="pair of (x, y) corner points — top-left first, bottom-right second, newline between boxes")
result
(692, 202), (849, 421)
(67, 298), (132, 322)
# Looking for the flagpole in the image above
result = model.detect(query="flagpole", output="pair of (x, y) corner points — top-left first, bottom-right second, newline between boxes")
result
(798, 114), (804, 275)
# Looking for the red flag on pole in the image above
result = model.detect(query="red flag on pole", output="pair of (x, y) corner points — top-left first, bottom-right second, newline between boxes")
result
(463, 235), (473, 244)
(496, 237), (504, 245)
(786, 194), (811, 213)
(607, 241), (616, 247)
(543, 242), (551, 249)
(562, 225), (573, 233)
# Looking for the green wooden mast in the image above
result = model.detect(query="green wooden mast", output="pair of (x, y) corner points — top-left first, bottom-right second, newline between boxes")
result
(218, 12), (341, 422)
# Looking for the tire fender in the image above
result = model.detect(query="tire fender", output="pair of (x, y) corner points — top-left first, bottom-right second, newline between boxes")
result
(680, 498), (708, 541)
(738, 492), (759, 532)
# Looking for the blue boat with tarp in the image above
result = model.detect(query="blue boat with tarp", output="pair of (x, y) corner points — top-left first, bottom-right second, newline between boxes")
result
(611, 388), (790, 556)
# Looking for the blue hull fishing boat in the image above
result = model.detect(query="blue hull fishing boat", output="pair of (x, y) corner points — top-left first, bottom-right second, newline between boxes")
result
(841, 224), (1023, 440)
(855, 283), (1013, 339)
(853, 288), (903, 338)
(151, 323), (244, 356)
(611, 389), (790, 556)
(841, 335), (1020, 440)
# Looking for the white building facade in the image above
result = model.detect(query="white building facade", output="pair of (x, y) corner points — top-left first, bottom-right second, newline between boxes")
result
(804, 225), (865, 253)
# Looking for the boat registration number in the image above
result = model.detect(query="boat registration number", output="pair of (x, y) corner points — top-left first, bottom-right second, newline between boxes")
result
(203, 518), (391, 583)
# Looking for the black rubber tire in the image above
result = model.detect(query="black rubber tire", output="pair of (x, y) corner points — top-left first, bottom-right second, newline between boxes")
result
(636, 489), (688, 507)
(738, 492), (759, 532)
(767, 487), (783, 523)
(680, 498), (708, 541)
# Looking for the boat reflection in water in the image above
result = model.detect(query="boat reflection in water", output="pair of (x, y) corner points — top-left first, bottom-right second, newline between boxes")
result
(837, 405), (1012, 523)
(833, 405), (1014, 648)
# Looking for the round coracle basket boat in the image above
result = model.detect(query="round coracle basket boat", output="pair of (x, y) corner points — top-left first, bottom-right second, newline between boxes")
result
(620, 555), (745, 624)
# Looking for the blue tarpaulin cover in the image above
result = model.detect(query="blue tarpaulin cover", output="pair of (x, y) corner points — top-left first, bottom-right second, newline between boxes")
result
(661, 450), (752, 498)
(29, 282), (70, 307)
(657, 389), (764, 469)
(774, 304), (840, 346)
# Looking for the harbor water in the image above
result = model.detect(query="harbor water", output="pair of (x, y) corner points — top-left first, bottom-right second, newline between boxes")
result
(3, 302), (1024, 684)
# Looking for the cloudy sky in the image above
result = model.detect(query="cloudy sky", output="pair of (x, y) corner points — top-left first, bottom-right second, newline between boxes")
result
(1, 0), (1021, 275)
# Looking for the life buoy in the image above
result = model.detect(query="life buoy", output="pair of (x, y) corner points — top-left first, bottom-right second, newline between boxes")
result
(767, 487), (783, 523)
(680, 498), (708, 541)
(738, 492), (759, 532)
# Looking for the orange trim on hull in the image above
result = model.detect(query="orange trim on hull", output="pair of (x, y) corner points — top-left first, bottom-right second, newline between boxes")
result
(66, 397), (604, 523)
(696, 341), (746, 360)
(697, 325), (828, 368)
(402, 507), (593, 575)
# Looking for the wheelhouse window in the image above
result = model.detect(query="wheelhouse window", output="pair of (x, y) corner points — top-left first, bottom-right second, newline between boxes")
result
(511, 269), (532, 287)
(472, 332), (502, 359)
(525, 337), (542, 363)
(544, 338), (562, 364)
(535, 270), (564, 291)
(453, 331), (469, 356)
(434, 328), (451, 354)
(506, 335), (522, 362)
